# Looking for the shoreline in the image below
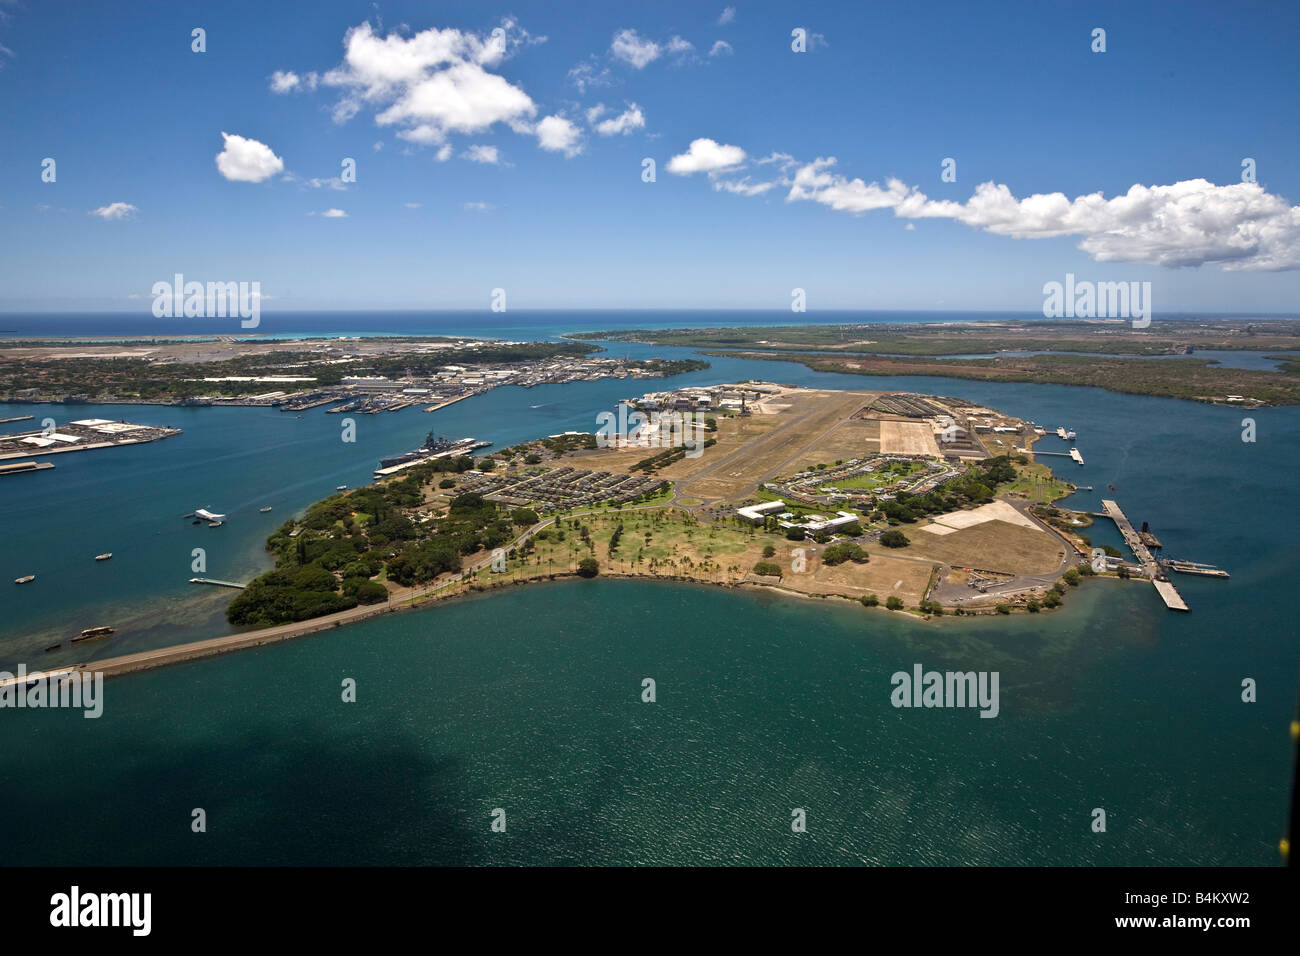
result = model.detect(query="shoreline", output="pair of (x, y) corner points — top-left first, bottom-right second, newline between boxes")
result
(12, 561), (1090, 688)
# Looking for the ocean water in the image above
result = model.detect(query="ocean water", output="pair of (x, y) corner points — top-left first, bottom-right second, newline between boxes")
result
(0, 314), (1296, 865)
(3, 308), (1296, 342)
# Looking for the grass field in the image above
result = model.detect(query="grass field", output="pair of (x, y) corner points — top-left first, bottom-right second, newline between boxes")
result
(1001, 462), (1075, 503)
(903, 519), (1065, 574)
(467, 506), (936, 605)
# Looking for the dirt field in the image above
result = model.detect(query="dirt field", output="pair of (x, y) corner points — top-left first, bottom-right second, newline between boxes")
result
(878, 419), (942, 457)
(901, 520), (1064, 575)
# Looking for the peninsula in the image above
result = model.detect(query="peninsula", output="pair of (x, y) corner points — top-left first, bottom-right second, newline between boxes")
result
(21, 385), (1197, 685)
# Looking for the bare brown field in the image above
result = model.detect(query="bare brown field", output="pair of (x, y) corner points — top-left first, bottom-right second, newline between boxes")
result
(801, 552), (933, 602)
(901, 520), (1064, 574)
(878, 419), (942, 456)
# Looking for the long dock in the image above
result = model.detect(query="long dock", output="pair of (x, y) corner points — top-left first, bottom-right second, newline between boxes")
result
(189, 577), (246, 589)
(1100, 499), (1188, 611)
(0, 460), (54, 476)
(423, 392), (475, 413)
(0, 420), (181, 461)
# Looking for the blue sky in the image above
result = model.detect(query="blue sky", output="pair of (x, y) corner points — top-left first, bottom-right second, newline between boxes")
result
(1, 0), (1298, 313)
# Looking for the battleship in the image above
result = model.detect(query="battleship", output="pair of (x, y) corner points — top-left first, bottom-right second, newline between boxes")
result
(378, 434), (490, 470)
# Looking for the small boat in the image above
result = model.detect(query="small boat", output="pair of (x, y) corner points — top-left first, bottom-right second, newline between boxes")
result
(208, 520), (224, 527)
(336, 484), (348, 491)
(72, 626), (115, 643)
(44, 643), (61, 653)
(95, 553), (112, 561)
(14, 575), (35, 584)
(259, 506), (272, 513)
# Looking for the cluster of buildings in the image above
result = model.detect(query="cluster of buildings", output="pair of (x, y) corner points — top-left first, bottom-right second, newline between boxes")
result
(630, 382), (783, 414)
(0, 418), (182, 462)
(769, 455), (960, 510)
(455, 466), (666, 513)
(735, 499), (862, 534)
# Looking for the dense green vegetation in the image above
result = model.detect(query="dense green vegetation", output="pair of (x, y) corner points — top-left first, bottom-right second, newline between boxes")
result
(631, 438), (717, 473)
(226, 468), (519, 627)
(704, 349), (1300, 406)
(820, 541), (868, 565)
(567, 319), (1300, 357)
(752, 561), (783, 577)
(879, 530), (911, 548)
(875, 456), (1017, 523)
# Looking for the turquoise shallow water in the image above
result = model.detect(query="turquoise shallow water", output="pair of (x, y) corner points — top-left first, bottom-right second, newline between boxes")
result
(0, 580), (1286, 865)
(1, 319), (1297, 865)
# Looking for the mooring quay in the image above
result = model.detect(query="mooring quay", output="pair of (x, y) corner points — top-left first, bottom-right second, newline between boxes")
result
(1099, 499), (1189, 611)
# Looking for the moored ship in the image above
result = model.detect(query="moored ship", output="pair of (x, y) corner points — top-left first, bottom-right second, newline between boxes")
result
(378, 434), (488, 470)
(72, 625), (115, 643)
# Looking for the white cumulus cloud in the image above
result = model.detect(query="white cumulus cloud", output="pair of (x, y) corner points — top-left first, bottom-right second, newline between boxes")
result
(463, 144), (500, 164)
(593, 103), (645, 136)
(319, 21), (540, 146)
(781, 156), (1300, 271)
(713, 177), (775, 196)
(718, 7), (736, 25)
(611, 29), (660, 69)
(710, 40), (733, 56)
(89, 202), (138, 220)
(215, 132), (285, 182)
(269, 70), (318, 93)
(319, 208), (348, 218)
(535, 115), (583, 156)
(667, 138), (746, 175)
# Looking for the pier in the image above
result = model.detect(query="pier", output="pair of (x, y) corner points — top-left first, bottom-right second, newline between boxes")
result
(0, 420), (181, 461)
(0, 460), (54, 476)
(1100, 499), (1189, 611)
(189, 577), (246, 589)
(1034, 447), (1085, 464)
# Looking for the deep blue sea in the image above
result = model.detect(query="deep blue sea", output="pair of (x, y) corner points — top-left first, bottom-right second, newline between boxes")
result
(1, 311), (1296, 865)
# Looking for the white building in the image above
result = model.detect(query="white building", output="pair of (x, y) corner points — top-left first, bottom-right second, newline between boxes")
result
(736, 500), (786, 524)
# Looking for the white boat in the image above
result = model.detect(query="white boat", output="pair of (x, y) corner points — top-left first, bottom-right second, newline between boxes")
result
(208, 520), (224, 527)
(336, 485), (348, 491)
(95, 553), (112, 561)
(259, 506), (272, 513)
(14, 575), (35, 584)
